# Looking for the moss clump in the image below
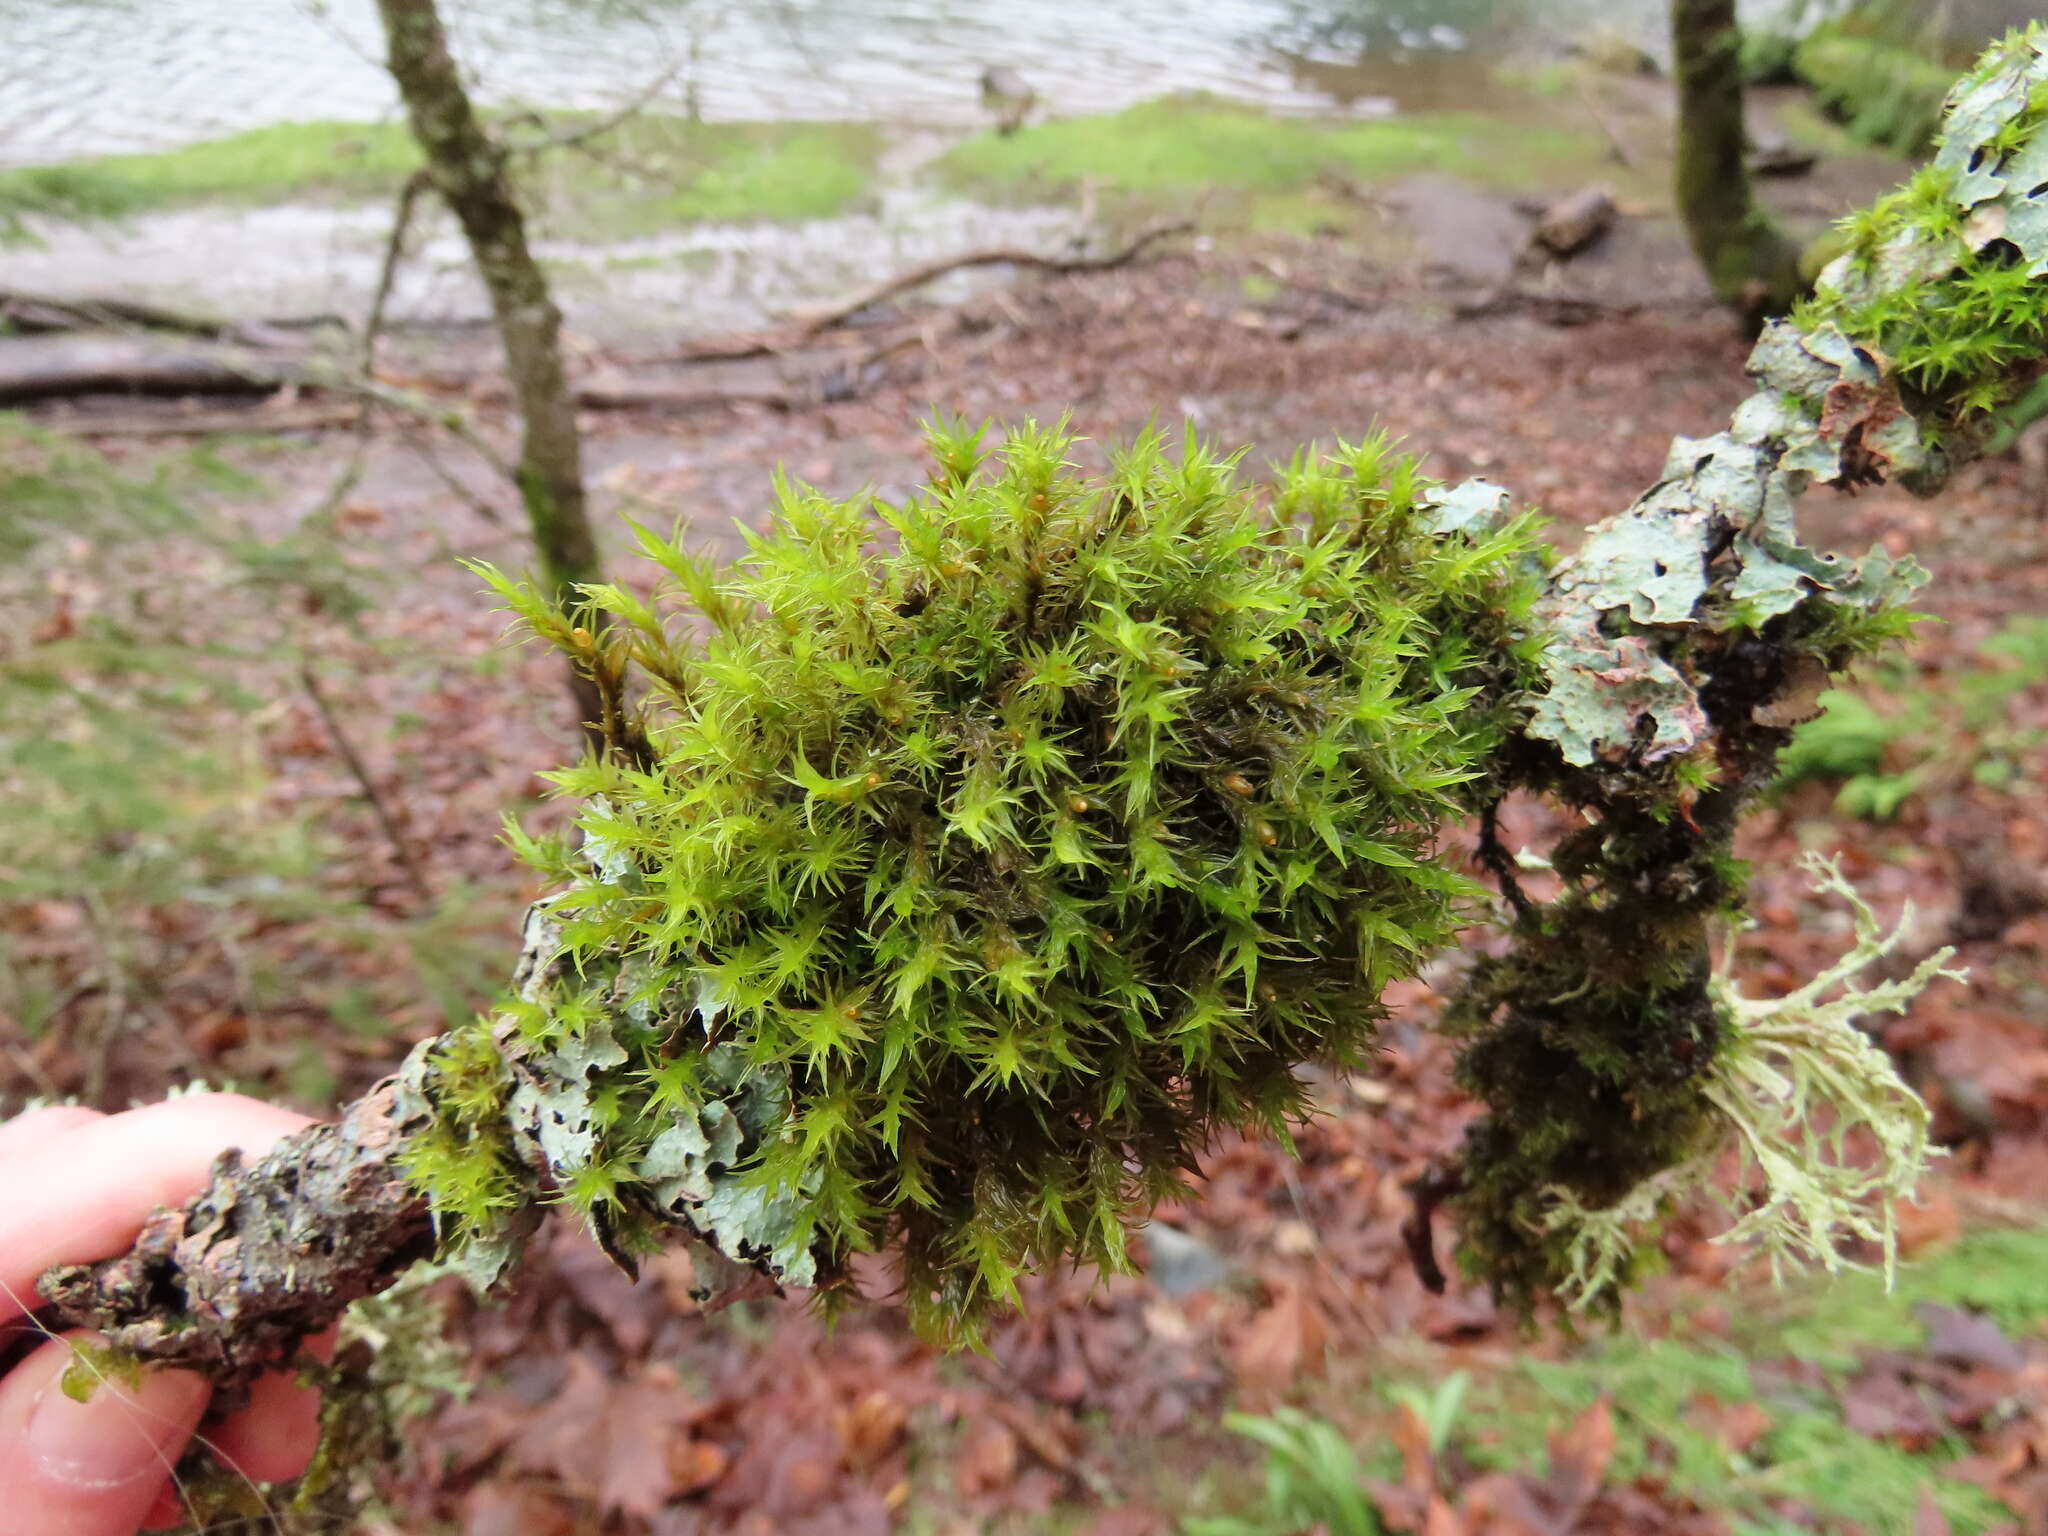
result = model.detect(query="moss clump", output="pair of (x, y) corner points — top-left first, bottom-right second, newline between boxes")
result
(440, 422), (1543, 1341)
(1803, 37), (2048, 438)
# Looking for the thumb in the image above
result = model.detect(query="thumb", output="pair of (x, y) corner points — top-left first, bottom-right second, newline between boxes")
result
(0, 1331), (209, 1536)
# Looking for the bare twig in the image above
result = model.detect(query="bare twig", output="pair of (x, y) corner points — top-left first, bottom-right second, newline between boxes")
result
(298, 661), (435, 905)
(1475, 798), (1535, 923)
(509, 61), (687, 157)
(1401, 1164), (1466, 1296)
(395, 420), (508, 526)
(361, 169), (433, 378)
(45, 403), (368, 438)
(1573, 74), (1638, 168)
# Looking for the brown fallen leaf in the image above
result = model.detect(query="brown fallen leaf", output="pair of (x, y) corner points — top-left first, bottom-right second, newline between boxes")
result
(505, 1353), (701, 1519)
(1075, 1504), (1169, 1536)
(837, 1388), (909, 1470)
(1918, 1303), (2025, 1372)
(953, 1418), (1021, 1496)
(461, 1483), (580, 1536)
(1232, 1284), (1329, 1400)
(1546, 1397), (1616, 1521)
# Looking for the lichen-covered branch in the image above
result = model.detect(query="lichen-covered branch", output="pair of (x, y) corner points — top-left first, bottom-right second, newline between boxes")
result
(42, 26), (2048, 1384)
(40, 1080), (437, 1388)
(1445, 27), (2048, 1314)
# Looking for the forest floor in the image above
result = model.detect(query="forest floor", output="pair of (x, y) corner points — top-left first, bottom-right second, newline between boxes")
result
(6, 74), (2048, 1536)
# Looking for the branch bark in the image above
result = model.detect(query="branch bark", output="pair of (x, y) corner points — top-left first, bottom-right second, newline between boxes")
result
(797, 219), (1195, 335)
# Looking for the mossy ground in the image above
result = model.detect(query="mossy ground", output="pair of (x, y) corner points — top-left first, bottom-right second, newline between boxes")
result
(934, 93), (1606, 235)
(0, 113), (885, 239)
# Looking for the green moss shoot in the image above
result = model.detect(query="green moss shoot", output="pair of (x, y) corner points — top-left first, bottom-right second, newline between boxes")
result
(444, 421), (1543, 1342)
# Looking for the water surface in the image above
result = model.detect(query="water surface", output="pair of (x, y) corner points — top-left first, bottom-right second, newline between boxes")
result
(0, 0), (1828, 165)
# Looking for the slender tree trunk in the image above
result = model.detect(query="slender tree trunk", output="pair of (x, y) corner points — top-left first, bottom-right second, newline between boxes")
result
(374, 0), (606, 733)
(1671, 0), (1805, 327)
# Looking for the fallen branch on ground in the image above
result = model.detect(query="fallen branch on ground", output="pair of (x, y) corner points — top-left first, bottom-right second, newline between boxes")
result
(0, 336), (309, 404)
(0, 288), (339, 349)
(797, 219), (1197, 335)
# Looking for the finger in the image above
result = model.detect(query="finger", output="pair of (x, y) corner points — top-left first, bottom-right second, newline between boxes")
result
(0, 1095), (312, 1325)
(207, 1327), (336, 1484)
(0, 1108), (104, 1165)
(0, 1331), (209, 1536)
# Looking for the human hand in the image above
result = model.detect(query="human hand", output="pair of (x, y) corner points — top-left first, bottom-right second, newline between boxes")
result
(0, 1095), (326, 1535)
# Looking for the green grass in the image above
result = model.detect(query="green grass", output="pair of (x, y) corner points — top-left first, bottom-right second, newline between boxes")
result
(935, 94), (1604, 233)
(1457, 1224), (2048, 1535)
(0, 114), (885, 237)
(1185, 1223), (2048, 1536)
(0, 120), (423, 222)
(524, 114), (884, 235)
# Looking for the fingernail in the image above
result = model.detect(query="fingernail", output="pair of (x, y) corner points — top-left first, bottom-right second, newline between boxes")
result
(26, 1366), (207, 1490)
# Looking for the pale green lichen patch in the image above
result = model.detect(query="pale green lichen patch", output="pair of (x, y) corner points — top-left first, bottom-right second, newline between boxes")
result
(1521, 34), (2048, 771)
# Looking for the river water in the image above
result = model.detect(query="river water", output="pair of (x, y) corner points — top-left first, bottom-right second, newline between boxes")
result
(0, 0), (1845, 166)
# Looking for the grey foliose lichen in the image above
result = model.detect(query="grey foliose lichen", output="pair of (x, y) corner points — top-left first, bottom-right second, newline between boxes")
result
(1527, 29), (2048, 768)
(1527, 307), (1928, 772)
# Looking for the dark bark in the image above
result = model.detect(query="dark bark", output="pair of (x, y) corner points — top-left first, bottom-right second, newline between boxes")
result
(373, 0), (606, 734)
(1671, 0), (1805, 326)
(41, 1081), (435, 1388)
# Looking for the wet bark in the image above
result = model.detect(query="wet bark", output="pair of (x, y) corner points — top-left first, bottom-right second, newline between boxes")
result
(374, 0), (606, 734)
(1671, 0), (1805, 327)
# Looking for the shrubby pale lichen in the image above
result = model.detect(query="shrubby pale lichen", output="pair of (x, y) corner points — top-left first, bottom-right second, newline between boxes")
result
(1541, 854), (1955, 1311)
(1447, 28), (2045, 1317)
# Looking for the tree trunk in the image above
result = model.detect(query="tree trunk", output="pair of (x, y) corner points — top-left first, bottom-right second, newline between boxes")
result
(1671, 0), (1805, 327)
(374, 0), (605, 733)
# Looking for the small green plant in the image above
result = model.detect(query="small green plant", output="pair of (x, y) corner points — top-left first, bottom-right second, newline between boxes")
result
(423, 419), (1545, 1340)
(1185, 1407), (1386, 1536)
(1775, 618), (2048, 820)
(1388, 1369), (1471, 1461)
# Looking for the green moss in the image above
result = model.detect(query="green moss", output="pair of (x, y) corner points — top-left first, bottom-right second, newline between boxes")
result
(1795, 31), (1962, 155)
(452, 421), (1544, 1342)
(0, 114), (883, 234)
(1804, 56), (2048, 437)
(933, 95), (1600, 233)
(0, 121), (423, 220)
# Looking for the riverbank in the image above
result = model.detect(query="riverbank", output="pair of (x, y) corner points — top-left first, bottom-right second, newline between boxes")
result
(0, 54), (1910, 361)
